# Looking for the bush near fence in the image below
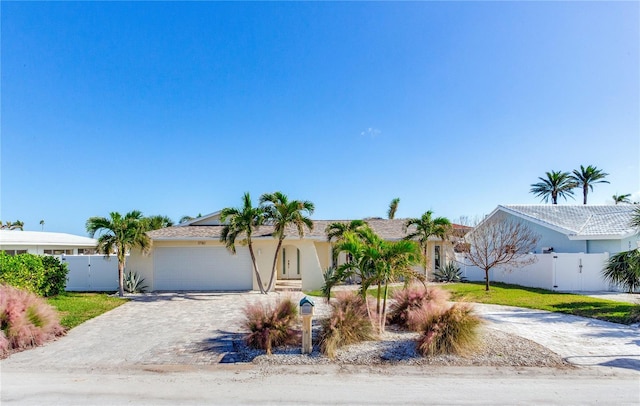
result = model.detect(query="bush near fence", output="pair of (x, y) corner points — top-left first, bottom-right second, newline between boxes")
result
(0, 252), (69, 297)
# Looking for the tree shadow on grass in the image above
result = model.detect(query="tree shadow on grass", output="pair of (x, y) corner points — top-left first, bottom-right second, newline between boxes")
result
(549, 301), (633, 325)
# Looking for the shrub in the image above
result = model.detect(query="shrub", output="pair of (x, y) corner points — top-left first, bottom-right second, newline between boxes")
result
(40, 255), (69, 297)
(0, 252), (46, 295)
(433, 262), (467, 283)
(123, 270), (148, 293)
(244, 297), (298, 355)
(319, 291), (375, 358)
(387, 285), (450, 330)
(415, 302), (481, 356)
(0, 284), (65, 357)
(602, 250), (640, 293)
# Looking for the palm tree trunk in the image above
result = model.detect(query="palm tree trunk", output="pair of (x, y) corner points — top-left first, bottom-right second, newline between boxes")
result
(118, 262), (125, 297)
(265, 238), (284, 292)
(376, 281), (381, 315)
(583, 185), (588, 204)
(381, 281), (389, 333)
(248, 243), (267, 294)
(423, 245), (428, 280)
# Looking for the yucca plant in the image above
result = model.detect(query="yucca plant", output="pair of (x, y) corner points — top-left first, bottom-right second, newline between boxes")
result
(123, 270), (148, 293)
(244, 298), (299, 355)
(0, 284), (64, 357)
(433, 262), (467, 283)
(415, 303), (481, 357)
(387, 285), (450, 330)
(319, 291), (376, 358)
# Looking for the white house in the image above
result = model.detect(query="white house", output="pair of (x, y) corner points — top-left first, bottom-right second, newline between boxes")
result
(461, 204), (639, 291)
(128, 211), (467, 292)
(0, 230), (98, 256)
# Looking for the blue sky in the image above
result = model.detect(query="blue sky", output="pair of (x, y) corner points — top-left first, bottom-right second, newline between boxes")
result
(1, 1), (639, 236)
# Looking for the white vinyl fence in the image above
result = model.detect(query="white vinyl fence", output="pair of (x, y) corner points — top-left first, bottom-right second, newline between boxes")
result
(455, 252), (620, 292)
(61, 255), (119, 292)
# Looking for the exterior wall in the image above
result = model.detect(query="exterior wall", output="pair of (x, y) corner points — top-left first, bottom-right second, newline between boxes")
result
(128, 248), (155, 289)
(500, 212), (588, 253)
(314, 241), (332, 271)
(132, 238), (326, 292)
(586, 239), (618, 255)
(619, 236), (640, 253)
(457, 252), (616, 292)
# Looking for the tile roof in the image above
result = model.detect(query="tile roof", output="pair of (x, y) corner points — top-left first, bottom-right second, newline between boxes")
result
(147, 219), (471, 241)
(499, 205), (639, 238)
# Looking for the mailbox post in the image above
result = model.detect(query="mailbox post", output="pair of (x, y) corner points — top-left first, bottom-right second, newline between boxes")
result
(299, 296), (315, 354)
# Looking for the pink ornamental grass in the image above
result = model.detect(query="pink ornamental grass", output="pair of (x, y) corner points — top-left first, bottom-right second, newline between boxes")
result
(0, 284), (64, 357)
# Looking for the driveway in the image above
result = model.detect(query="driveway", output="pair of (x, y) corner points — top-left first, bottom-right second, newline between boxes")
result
(1, 292), (639, 405)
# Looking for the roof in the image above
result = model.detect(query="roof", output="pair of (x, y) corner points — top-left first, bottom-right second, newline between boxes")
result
(496, 204), (639, 240)
(148, 219), (472, 241)
(0, 230), (97, 247)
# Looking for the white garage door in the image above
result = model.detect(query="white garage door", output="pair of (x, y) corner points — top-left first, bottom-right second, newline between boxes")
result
(154, 247), (252, 291)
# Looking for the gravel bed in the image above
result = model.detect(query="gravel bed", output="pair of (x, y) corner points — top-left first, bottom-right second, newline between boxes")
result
(232, 325), (571, 368)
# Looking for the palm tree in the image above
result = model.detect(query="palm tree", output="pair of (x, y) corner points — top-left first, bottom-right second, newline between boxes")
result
(404, 211), (451, 279)
(1, 220), (24, 230)
(220, 193), (267, 294)
(39, 219), (45, 231)
(613, 194), (632, 205)
(326, 219), (368, 265)
(86, 211), (151, 297)
(260, 191), (315, 292)
(387, 198), (400, 219)
(144, 215), (174, 230)
(530, 170), (576, 204)
(179, 213), (203, 224)
(570, 165), (609, 204)
(330, 227), (422, 332)
(631, 206), (640, 231)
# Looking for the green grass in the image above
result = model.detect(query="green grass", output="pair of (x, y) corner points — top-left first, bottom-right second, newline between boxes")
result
(47, 293), (127, 330)
(442, 282), (639, 325)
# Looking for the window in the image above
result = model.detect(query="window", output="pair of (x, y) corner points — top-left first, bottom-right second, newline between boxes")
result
(434, 245), (441, 269)
(43, 249), (73, 255)
(1, 249), (27, 256)
(77, 248), (96, 255)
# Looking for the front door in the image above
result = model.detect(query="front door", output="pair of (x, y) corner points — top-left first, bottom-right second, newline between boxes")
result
(281, 246), (301, 280)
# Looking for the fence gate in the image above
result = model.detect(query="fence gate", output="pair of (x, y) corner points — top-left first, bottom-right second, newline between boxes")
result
(62, 255), (119, 292)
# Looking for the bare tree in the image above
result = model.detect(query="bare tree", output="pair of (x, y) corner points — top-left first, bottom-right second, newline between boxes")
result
(465, 216), (540, 291)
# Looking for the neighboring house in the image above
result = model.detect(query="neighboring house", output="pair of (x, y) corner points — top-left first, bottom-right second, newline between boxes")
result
(460, 204), (639, 292)
(487, 205), (639, 254)
(128, 212), (466, 292)
(0, 230), (98, 256)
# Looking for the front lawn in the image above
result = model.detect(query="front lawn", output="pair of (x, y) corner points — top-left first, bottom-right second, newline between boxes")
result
(47, 293), (127, 330)
(442, 282), (638, 325)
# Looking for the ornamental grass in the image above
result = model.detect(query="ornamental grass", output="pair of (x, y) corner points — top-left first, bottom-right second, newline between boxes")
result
(387, 284), (450, 331)
(243, 297), (299, 355)
(0, 284), (64, 357)
(415, 302), (481, 357)
(319, 291), (376, 359)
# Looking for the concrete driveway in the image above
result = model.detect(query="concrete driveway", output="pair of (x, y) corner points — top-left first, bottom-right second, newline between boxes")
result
(1, 292), (639, 405)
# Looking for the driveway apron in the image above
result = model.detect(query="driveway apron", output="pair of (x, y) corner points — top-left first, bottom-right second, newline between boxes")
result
(474, 303), (640, 372)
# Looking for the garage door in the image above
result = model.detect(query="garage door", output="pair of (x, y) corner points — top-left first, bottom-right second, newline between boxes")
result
(154, 247), (253, 291)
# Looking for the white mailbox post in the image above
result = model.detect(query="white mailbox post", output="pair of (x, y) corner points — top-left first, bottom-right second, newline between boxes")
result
(299, 296), (315, 354)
